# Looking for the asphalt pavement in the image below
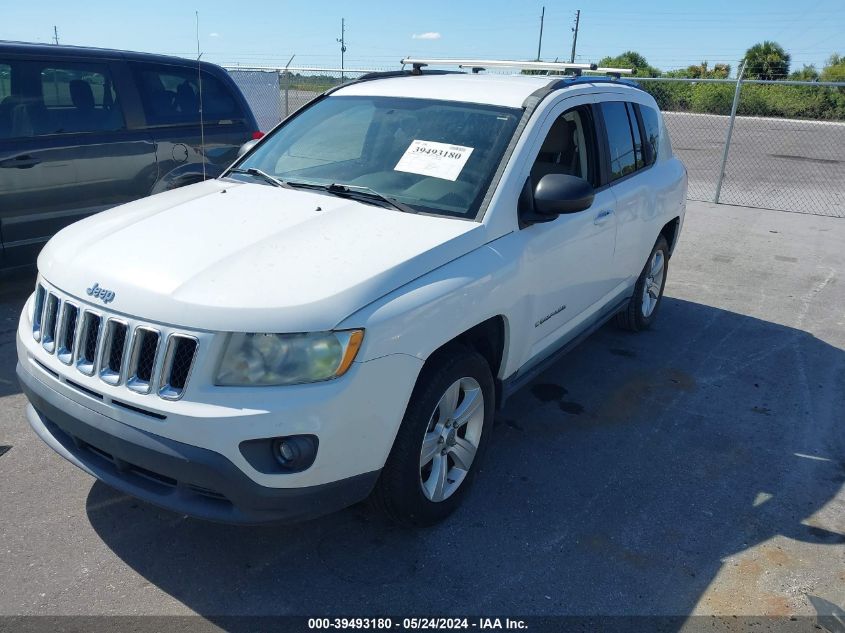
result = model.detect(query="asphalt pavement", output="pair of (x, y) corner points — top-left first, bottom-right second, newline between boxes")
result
(0, 201), (843, 623)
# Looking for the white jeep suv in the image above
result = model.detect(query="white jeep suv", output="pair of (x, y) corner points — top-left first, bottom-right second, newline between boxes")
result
(16, 63), (687, 526)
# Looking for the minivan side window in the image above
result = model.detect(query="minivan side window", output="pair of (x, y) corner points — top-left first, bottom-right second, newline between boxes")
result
(38, 64), (124, 134)
(0, 62), (13, 138)
(639, 104), (661, 166)
(600, 101), (638, 182)
(132, 63), (243, 126)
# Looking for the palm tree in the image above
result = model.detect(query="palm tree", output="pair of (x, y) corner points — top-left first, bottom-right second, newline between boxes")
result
(744, 41), (791, 80)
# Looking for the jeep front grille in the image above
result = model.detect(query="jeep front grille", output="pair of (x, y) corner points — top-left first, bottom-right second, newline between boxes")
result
(31, 284), (199, 400)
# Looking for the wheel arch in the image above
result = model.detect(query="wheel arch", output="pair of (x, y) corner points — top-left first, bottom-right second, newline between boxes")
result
(660, 216), (681, 257)
(420, 315), (509, 409)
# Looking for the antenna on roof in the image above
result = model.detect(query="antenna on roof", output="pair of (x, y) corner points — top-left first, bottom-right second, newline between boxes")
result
(196, 11), (206, 182)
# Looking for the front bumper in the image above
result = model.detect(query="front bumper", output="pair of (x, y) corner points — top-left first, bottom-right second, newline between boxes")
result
(19, 362), (379, 524)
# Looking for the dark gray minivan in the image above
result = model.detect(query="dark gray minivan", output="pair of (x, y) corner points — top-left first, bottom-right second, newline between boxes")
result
(0, 42), (260, 269)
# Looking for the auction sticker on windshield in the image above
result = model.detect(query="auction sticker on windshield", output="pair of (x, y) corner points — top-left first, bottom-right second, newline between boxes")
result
(394, 140), (474, 182)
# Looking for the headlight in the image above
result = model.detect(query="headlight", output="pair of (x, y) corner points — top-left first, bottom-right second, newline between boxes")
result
(215, 330), (364, 386)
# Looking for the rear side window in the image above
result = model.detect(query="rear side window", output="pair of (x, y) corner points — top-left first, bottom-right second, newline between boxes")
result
(600, 101), (638, 182)
(639, 104), (661, 166)
(131, 62), (243, 126)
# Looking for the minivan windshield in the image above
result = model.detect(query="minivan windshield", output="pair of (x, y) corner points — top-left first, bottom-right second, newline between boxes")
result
(232, 95), (522, 220)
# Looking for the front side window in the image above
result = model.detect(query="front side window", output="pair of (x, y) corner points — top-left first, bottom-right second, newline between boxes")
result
(530, 105), (598, 188)
(235, 96), (522, 220)
(132, 62), (243, 126)
(600, 101), (638, 182)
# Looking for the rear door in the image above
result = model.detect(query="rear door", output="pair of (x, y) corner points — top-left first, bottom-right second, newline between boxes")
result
(0, 55), (156, 267)
(129, 62), (253, 187)
(596, 100), (653, 284)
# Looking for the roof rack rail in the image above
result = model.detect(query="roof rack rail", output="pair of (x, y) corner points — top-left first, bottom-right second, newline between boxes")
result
(400, 58), (634, 77)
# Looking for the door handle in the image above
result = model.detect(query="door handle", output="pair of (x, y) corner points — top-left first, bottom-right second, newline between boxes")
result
(0, 155), (41, 169)
(594, 209), (614, 225)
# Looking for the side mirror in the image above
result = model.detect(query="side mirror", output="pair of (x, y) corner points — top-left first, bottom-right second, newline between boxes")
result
(533, 173), (595, 216)
(237, 139), (260, 158)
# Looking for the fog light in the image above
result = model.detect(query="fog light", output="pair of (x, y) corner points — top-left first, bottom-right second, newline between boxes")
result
(276, 440), (298, 464)
(271, 436), (318, 472)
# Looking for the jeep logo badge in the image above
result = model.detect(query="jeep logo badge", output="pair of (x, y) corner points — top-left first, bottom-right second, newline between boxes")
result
(86, 283), (115, 304)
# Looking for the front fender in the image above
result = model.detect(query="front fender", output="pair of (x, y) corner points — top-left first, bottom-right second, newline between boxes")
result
(336, 238), (528, 380)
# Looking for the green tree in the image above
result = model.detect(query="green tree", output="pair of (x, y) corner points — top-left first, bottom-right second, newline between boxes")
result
(744, 41), (791, 80)
(821, 53), (845, 82)
(789, 65), (819, 81)
(598, 51), (661, 77)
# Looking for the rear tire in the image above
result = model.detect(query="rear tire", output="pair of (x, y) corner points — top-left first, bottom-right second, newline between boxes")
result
(371, 346), (494, 527)
(616, 235), (669, 332)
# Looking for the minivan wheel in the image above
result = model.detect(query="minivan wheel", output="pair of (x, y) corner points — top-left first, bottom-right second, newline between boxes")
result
(371, 347), (494, 527)
(616, 235), (669, 332)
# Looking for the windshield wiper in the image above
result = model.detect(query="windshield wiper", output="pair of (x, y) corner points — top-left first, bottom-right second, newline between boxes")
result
(229, 168), (290, 189)
(320, 183), (417, 214)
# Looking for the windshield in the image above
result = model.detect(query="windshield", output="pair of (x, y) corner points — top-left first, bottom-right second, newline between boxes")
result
(232, 96), (522, 220)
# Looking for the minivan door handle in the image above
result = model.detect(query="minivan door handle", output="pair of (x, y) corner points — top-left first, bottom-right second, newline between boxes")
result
(0, 155), (41, 169)
(594, 209), (614, 225)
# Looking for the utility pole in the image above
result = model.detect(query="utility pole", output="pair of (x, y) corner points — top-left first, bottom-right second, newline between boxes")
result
(337, 18), (347, 82)
(536, 7), (545, 61)
(52, 26), (59, 45)
(570, 10), (580, 63)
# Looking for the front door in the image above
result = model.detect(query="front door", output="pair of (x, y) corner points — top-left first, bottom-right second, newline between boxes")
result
(520, 99), (619, 362)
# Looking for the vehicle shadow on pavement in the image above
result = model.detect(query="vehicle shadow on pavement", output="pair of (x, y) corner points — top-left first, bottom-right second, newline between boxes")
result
(84, 296), (845, 618)
(0, 269), (36, 398)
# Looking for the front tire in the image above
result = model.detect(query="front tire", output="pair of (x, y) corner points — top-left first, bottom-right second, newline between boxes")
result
(616, 235), (669, 332)
(372, 347), (494, 527)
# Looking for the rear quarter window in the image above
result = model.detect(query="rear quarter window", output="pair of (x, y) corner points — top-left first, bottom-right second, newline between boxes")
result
(131, 62), (244, 126)
(639, 104), (661, 166)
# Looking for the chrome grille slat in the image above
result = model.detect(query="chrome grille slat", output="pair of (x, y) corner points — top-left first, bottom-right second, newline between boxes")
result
(158, 335), (198, 401)
(75, 311), (102, 376)
(99, 319), (129, 385)
(32, 284), (46, 342)
(56, 302), (79, 365)
(41, 293), (60, 353)
(126, 327), (161, 394)
(31, 284), (200, 400)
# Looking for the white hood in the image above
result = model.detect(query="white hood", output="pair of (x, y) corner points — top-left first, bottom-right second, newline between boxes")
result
(39, 180), (485, 332)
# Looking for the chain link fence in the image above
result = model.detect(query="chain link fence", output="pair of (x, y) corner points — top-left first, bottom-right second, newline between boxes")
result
(636, 77), (845, 217)
(226, 66), (845, 218)
(226, 66), (386, 132)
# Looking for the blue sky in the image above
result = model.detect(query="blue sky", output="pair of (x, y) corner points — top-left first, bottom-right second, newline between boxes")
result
(2, 0), (842, 74)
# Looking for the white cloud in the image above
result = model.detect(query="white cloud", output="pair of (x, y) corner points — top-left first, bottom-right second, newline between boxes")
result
(209, 32), (220, 38)
(412, 32), (441, 40)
